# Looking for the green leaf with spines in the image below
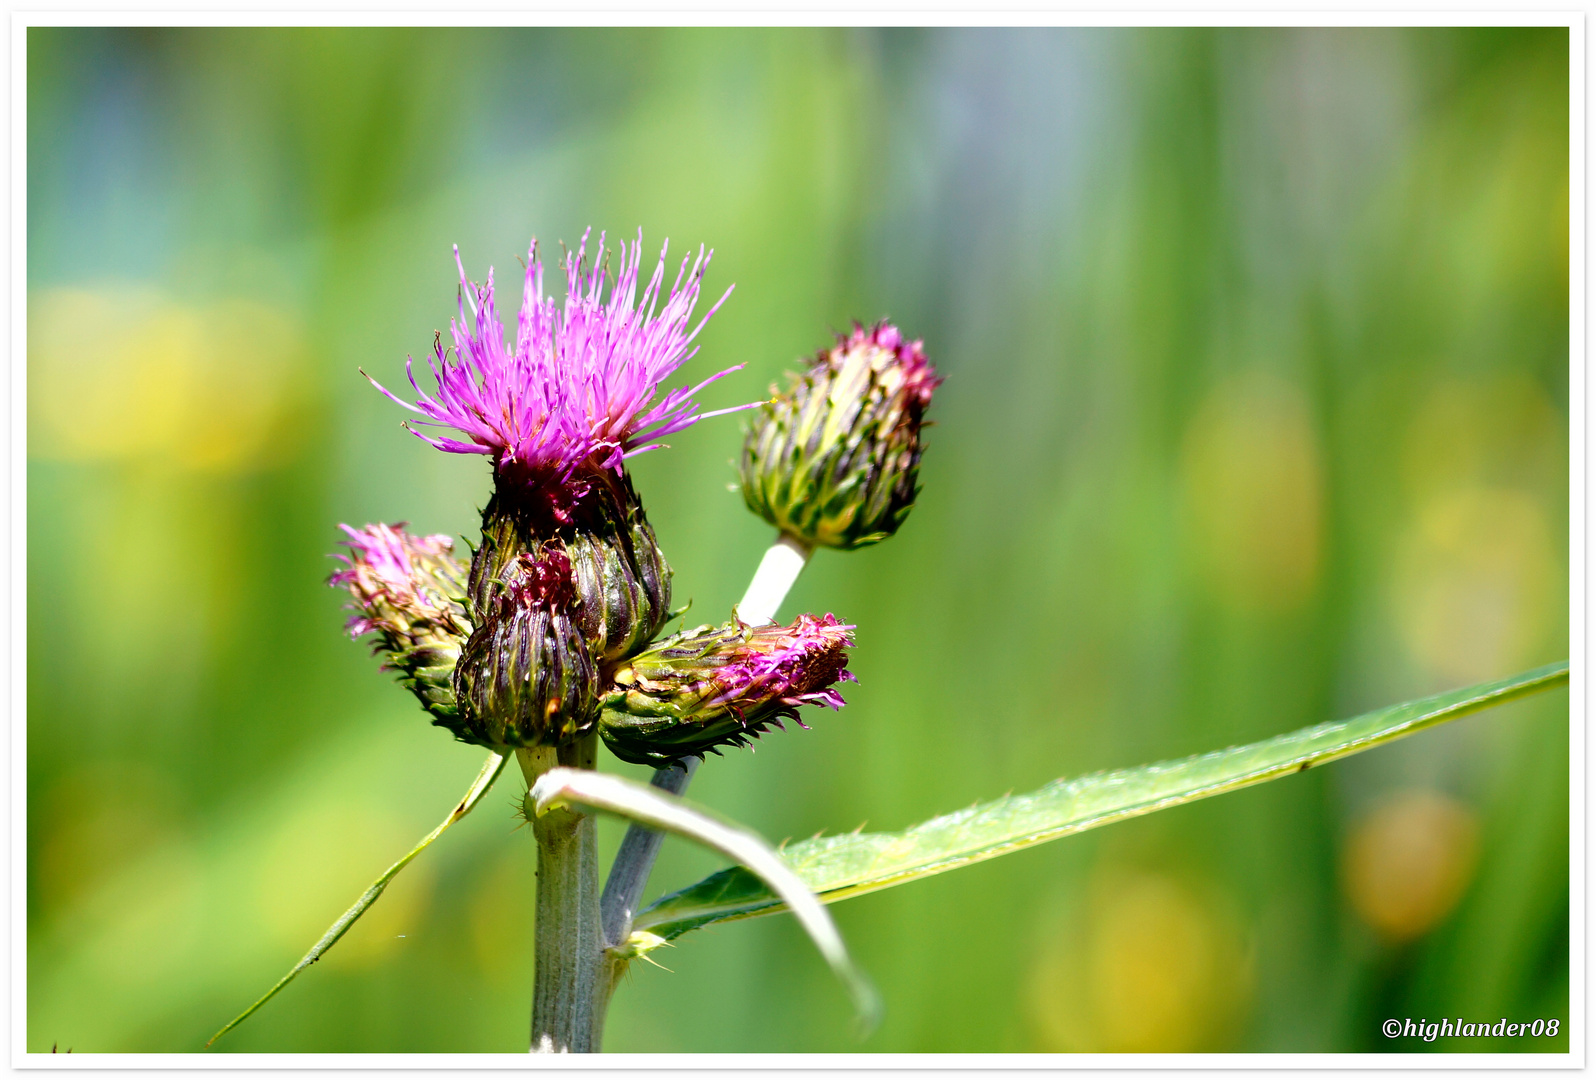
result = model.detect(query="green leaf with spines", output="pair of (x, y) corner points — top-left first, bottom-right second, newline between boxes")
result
(633, 661), (1568, 941)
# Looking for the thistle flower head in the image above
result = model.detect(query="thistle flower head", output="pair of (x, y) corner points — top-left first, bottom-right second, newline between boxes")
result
(332, 523), (466, 640)
(372, 228), (744, 515)
(331, 523), (470, 727)
(598, 612), (855, 766)
(741, 321), (942, 550)
(704, 612), (855, 712)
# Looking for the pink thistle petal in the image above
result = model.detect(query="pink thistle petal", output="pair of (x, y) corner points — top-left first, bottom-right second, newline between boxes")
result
(708, 613), (856, 713)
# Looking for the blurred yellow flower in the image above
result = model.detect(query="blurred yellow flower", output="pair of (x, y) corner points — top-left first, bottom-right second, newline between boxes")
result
(1026, 867), (1253, 1052)
(1400, 374), (1564, 500)
(1391, 486), (1556, 685)
(1341, 789), (1479, 942)
(1181, 371), (1325, 615)
(28, 285), (306, 472)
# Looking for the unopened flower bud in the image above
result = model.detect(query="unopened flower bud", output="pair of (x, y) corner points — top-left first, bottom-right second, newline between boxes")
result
(563, 474), (674, 664)
(452, 545), (601, 748)
(331, 523), (470, 730)
(469, 470), (673, 667)
(741, 322), (941, 550)
(598, 613), (855, 767)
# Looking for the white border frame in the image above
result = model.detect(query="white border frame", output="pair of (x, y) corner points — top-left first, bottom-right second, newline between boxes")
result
(7, 10), (1583, 1072)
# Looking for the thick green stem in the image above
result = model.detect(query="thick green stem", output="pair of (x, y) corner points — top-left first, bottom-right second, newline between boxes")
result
(519, 737), (606, 1053)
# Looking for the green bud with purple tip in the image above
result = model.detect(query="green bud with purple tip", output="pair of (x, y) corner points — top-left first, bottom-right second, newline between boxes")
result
(598, 613), (855, 767)
(468, 468), (673, 668)
(741, 322), (941, 550)
(331, 523), (472, 731)
(452, 544), (601, 749)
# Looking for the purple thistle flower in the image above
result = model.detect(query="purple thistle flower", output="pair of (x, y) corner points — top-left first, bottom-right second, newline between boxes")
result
(369, 228), (747, 505)
(597, 612), (857, 766)
(706, 612), (857, 716)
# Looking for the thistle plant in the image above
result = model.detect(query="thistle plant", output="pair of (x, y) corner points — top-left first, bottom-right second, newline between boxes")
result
(209, 228), (1569, 1054)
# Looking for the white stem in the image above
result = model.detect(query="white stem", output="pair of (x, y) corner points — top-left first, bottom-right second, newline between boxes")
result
(736, 532), (812, 625)
(598, 531), (814, 951)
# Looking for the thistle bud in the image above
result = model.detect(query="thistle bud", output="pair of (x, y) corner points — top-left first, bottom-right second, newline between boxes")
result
(451, 545), (601, 749)
(469, 469), (673, 667)
(331, 523), (470, 729)
(598, 613), (855, 767)
(563, 473), (674, 664)
(741, 322), (941, 550)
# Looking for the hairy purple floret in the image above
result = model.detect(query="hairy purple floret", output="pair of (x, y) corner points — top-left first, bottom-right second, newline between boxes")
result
(708, 613), (857, 715)
(597, 612), (856, 766)
(369, 228), (745, 490)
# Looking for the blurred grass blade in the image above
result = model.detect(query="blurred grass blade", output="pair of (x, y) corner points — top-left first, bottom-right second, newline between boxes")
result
(530, 767), (881, 1033)
(636, 661), (1569, 940)
(206, 750), (508, 1048)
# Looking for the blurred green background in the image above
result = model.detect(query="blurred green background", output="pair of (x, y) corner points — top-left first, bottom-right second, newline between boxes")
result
(26, 27), (1568, 1054)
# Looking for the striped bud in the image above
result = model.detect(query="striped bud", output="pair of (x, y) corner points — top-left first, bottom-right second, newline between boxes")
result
(740, 322), (941, 550)
(470, 468), (673, 666)
(451, 545), (600, 748)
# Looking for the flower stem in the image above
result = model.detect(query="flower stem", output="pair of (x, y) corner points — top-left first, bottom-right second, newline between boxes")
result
(597, 531), (813, 956)
(598, 756), (699, 949)
(526, 530), (811, 1052)
(519, 737), (606, 1053)
(737, 531), (813, 626)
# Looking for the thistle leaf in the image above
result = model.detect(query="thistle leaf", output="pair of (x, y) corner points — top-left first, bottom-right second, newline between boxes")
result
(528, 767), (881, 1032)
(206, 750), (509, 1048)
(635, 661), (1568, 941)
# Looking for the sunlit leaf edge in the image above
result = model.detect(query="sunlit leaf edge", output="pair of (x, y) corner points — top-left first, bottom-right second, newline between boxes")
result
(634, 660), (1569, 941)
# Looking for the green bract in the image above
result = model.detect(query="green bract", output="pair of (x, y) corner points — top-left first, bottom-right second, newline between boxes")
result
(451, 545), (600, 748)
(468, 471), (675, 667)
(564, 513), (673, 665)
(449, 471), (676, 749)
